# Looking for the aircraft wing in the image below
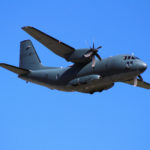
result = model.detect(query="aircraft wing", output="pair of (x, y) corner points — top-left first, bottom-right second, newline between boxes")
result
(122, 79), (150, 89)
(0, 63), (29, 74)
(22, 26), (75, 58)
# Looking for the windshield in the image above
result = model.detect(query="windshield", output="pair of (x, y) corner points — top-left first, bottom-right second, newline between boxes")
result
(123, 56), (140, 60)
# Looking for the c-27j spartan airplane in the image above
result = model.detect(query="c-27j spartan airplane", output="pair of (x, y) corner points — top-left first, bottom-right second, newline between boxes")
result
(0, 26), (150, 94)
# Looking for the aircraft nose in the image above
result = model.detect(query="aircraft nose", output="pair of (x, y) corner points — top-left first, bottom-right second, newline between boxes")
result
(138, 61), (147, 72)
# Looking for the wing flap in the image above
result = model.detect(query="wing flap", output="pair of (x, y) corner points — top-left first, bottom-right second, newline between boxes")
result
(22, 26), (75, 58)
(123, 79), (150, 89)
(0, 63), (29, 74)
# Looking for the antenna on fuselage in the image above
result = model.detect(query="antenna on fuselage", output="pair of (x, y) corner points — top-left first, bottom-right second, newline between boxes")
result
(131, 52), (135, 56)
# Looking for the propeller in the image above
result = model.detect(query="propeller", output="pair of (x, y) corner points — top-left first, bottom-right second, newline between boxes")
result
(84, 42), (102, 68)
(134, 76), (138, 87)
(133, 75), (143, 86)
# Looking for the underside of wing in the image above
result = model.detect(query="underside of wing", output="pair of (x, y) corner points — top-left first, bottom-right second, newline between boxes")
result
(22, 26), (75, 58)
(122, 79), (150, 89)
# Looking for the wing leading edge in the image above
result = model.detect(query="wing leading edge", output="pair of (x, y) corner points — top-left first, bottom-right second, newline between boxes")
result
(22, 26), (75, 59)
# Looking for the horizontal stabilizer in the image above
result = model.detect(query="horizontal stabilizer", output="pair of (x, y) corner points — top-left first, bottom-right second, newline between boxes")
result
(0, 63), (29, 74)
(123, 79), (150, 89)
(22, 26), (75, 58)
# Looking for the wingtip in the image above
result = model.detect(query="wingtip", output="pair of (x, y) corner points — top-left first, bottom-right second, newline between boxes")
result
(21, 26), (33, 30)
(0, 63), (5, 66)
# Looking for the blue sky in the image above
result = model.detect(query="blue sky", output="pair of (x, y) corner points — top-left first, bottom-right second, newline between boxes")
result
(0, 0), (150, 150)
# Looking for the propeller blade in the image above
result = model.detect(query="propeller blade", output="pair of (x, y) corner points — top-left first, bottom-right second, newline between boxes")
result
(138, 75), (143, 81)
(84, 43), (102, 62)
(95, 53), (102, 61)
(97, 46), (102, 49)
(93, 42), (95, 49)
(84, 51), (93, 58)
(134, 76), (138, 87)
(92, 56), (96, 68)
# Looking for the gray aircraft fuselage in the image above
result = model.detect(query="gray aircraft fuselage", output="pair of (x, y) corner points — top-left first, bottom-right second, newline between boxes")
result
(0, 26), (149, 94)
(19, 54), (147, 94)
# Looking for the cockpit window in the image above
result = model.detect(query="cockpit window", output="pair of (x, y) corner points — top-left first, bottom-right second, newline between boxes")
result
(123, 56), (127, 60)
(131, 56), (135, 59)
(128, 56), (131, 59)
(123, 56), (140, 60)
(130, 61), (133, 64)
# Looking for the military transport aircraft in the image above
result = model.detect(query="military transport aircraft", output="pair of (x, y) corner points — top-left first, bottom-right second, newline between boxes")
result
(0, 26), (150, 94)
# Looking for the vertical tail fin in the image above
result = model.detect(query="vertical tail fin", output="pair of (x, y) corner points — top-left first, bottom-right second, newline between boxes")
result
(19, 40), (43, 70)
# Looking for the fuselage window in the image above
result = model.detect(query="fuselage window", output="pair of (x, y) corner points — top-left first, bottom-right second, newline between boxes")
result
(125, 61), (130, 69)
(130, 61), (133, 64)
(123, 56), (127, 60)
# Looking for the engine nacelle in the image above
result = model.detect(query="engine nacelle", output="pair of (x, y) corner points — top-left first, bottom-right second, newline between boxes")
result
(66, 49), (91, 63)
(68, 75), (100, 86)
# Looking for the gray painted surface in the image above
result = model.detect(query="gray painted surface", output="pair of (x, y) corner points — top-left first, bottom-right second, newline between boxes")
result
(0, 27), (150, 94)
